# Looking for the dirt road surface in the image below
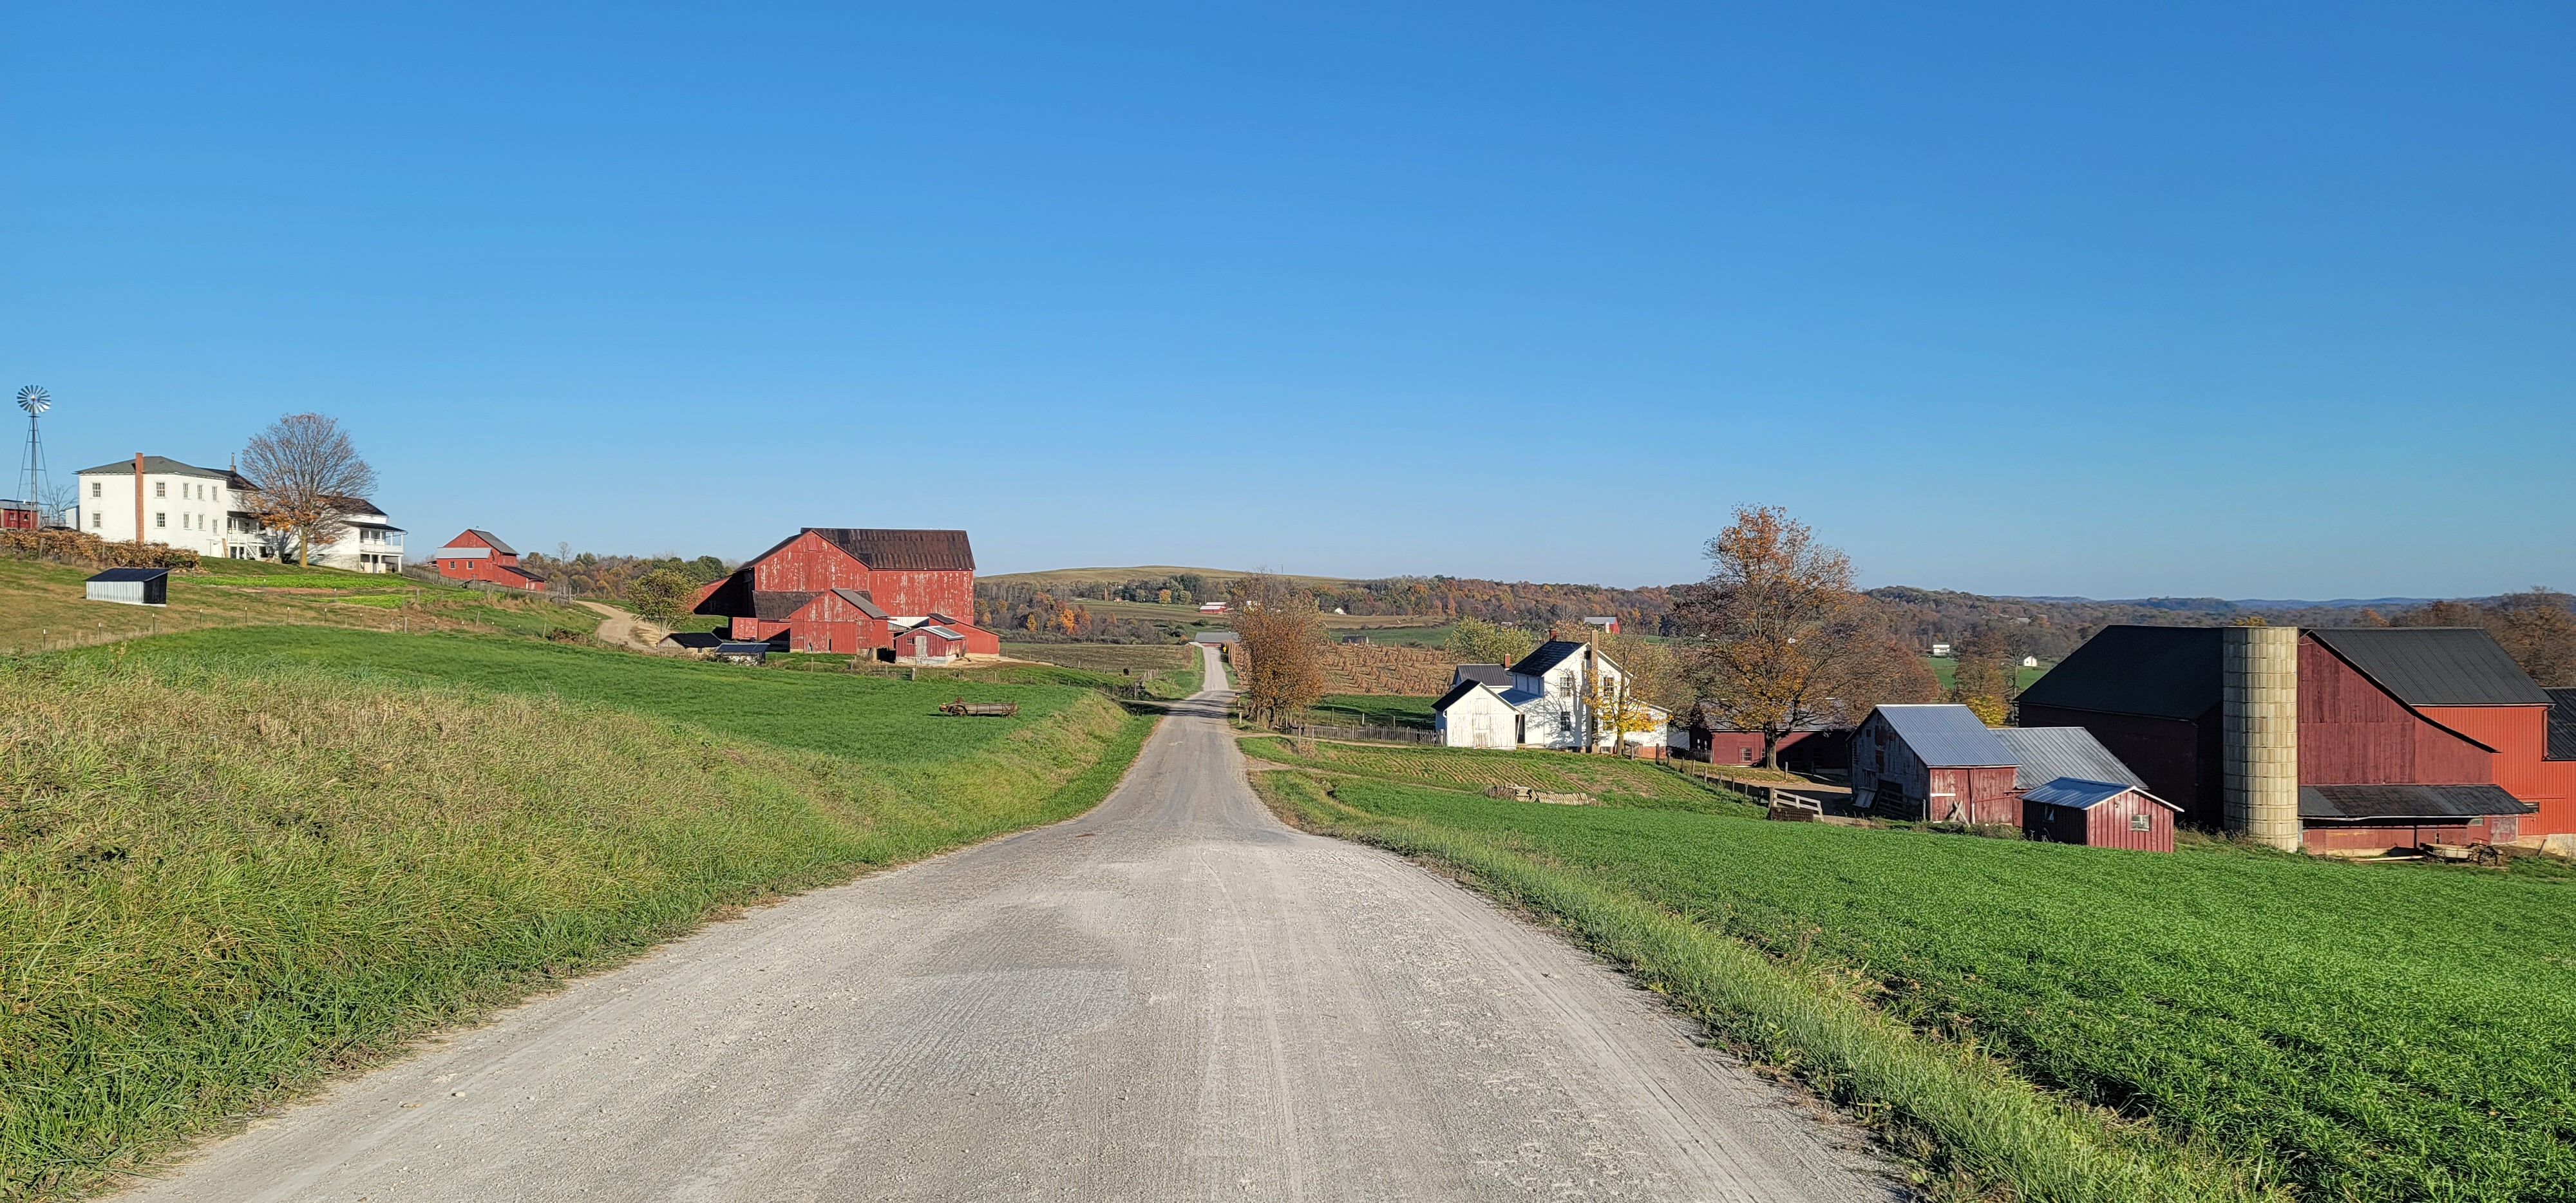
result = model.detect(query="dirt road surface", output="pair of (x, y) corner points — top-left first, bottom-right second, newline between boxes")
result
(578, 599), (667, 652)
(120, 645), (1895, 1202)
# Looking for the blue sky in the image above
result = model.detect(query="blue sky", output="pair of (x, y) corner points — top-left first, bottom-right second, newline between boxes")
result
(4, 4), (2568, 597)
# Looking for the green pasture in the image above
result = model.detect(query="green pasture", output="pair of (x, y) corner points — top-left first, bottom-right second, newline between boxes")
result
(1264, 770), (2576, 1203)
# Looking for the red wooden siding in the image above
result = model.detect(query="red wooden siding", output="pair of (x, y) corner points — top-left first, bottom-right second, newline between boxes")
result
(1928, 766), (2022, 826)
(1852, 714), (2017, 822)
(2021, 789), (2175, 851)
(2298, 640), (2495, 786)
(2302, 815), (2514, 854)
(2415, 704), (2571, 837)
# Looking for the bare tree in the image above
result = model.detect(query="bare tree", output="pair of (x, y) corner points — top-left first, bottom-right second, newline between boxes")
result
(1233, 574), (1327, 727)
(1673, 506), (1933, 766)
(240, 413), (377, 567)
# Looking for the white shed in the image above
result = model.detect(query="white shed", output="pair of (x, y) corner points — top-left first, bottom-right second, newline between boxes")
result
(1433, 680), (1522, 748)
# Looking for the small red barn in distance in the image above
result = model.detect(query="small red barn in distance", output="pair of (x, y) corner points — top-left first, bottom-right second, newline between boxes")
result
(692, 528), (1001, 657)
(2020, 778), (2181, 851)
(433, 529), (547, 591)
(1852, 704), (2022, 824)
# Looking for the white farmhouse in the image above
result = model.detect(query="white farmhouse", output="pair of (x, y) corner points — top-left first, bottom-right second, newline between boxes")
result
(1432, 639), (1669, 753)
(73, 455), (402, 570)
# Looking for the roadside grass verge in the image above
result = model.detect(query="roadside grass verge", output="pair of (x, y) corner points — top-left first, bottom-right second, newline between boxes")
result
(1257, 772), (2576, 1203)
(1240, 735), (1759, 814)
(0, 639), (1153, 1200)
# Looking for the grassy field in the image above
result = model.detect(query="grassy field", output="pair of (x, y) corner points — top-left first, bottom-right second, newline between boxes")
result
(1928, 656), (2052, 691)
(1240, 735), (1757, 813)
(0, 629), (1152, 1200)
(1256, 769), (2576, 1203)
(0, 556), (591, 654)
(1305, 693), (1439, 729)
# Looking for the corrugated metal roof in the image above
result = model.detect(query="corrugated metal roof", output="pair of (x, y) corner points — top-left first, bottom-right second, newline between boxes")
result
(659, 631), (723, 649)
(87, 567), (171, 582)
(2306, 627), (2550, 706)
(459, 529), (517, 556)
(830, 588), (889, 619)
(2020, 778), (2146, 810)
(2549, 688), (2576, 761)
(1993, 727), (2147, 790)
(750, 590), (820, 621)
(1508, 640), (1586, 678)
(1871, 704), (2014, 766)
(75, 455), (232, 480)
(2016, 625), (2222, 721)
(713, 641), (772, 657)
(811, 528), (976, 572)
(1434, 679), (1508, 712)
(2298, 783), (2535, 820)
(1454, 664), (1511, 688)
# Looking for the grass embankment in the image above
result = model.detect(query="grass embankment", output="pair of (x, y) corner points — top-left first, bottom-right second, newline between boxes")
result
(1254, 759), (2576, 1203)
(1, 630), (1153, 1200)
(0, 556), (590, 654)
(999, 641), (1203, 699)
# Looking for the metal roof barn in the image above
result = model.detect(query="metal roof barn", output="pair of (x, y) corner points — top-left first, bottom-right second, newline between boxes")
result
(86, 567), (169, 607)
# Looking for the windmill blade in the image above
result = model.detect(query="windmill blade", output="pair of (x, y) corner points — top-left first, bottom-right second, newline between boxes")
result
(15, 385), (49, 415)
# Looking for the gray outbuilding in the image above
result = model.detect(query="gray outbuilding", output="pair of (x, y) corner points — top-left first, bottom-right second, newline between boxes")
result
(86, 567), (170, 607)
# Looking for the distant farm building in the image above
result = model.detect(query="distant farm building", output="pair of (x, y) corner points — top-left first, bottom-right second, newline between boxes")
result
(1, 498), (39, 530)
(70, 455), (399, 569)
(691, 528), (1001, 658)
(658, 631), (723, 652)
(1583, 616), (1620, 634)
(2018, 625), (2573, 853)
(433, 530), (548, 591)
(1199, 602), (1229, 614)
(1432, 639), (1669, 753)
(85, 567), (169, 607)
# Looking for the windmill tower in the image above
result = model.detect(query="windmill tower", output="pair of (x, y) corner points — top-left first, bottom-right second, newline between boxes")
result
(15, 386), (52, 526)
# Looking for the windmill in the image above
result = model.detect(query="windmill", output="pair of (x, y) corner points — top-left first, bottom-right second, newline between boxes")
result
(16, 386), (52, 528)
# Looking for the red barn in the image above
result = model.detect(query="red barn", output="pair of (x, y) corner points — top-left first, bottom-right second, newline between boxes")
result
(694, 528), (1000, 657)
(433, 529), (547, 591)
(1, 500), (37, 530)
(2018, 625), (2569, 853)
(2020, 778), (2181, 851)
(1852, 704), (2022, 824)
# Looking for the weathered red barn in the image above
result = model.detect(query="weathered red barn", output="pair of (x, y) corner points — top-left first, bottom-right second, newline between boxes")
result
(2019, 778), (2180, 851)
(1, 500), (37, 530)
(2018, 625), (2568, 852)
(433, 529), (547, 591)
(693, 528), (1001, 657)
(1852, 704), (2022, 824)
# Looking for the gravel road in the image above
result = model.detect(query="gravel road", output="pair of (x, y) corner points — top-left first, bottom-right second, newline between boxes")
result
(120, 645), (1896, 1202)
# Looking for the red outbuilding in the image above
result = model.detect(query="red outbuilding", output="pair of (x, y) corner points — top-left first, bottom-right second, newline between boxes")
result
(1852, 704), (2022, 824)
(433, 529), (547, 591)
(692, 528), (1001, 658)
(2020, 778), (2181, 851)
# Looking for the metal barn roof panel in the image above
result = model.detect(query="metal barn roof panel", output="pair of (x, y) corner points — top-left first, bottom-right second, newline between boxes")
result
(2297, 783), (2536, 821)
(2305, 627), (2551, 707)
(2020, 778), (2138, 810)
(749, 590), (820, 621)
(829, 588), (890, 619)
(810, 528), (976, 572)
(1993, 726), (2148, 790)
(86, 567), (172, 582)
(2015, 625), (2222, 721)
(1872, 704), (2014, 766)
(2549, 688), (2576, 762)
(1454, 663), (1511, 688)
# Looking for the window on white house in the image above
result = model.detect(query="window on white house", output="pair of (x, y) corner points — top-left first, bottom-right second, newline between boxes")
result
(155, 512), (166, 527)
(91, 512), (101, 529)
(90, 481), (101, 497)
(155, 482), (166, 498)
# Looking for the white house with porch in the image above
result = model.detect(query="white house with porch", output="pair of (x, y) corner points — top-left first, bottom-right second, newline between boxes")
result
(73, 455), (401, 569)
(1432, 639), (1669, 753)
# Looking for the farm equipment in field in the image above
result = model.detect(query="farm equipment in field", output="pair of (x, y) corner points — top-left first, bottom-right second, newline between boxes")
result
(939, 697), (1019, 717)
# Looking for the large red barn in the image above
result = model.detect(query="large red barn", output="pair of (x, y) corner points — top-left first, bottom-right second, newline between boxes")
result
(692, 528), (1001, 657)
(2018, 625), (2573, 853)
(433, 529), (547, 591)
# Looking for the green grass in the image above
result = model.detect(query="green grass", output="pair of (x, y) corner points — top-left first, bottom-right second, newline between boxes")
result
(101, 627), (1095, 763)
(1240, 735), (1757, 813)
(1306, 693), (1439, 728)
(1927, 656), (2050, 691)
(1262, 773), (2576, 1203)
(0, 630), (1153, 1200)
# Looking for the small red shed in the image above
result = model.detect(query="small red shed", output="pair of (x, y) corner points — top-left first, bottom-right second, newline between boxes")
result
(895, 623), (969, 663)
(1852, 705), (2022, 824)
(2019, 777), (2180, 851)
(434, 529), (547, 591)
